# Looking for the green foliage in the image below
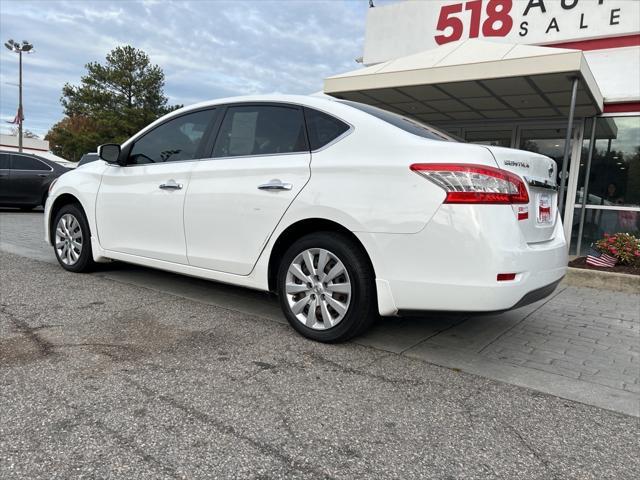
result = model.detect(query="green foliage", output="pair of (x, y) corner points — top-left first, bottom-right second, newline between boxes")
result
(45, 46), (180, 161)
(45, 117), (102, 162)
(595, 233), (640, 266)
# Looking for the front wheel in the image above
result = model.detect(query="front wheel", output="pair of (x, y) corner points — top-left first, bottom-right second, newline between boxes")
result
(277, 232), (377, 343)
(53, 203), (96, 273)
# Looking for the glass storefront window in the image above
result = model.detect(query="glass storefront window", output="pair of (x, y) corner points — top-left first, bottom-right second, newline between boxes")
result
(519, 127), (569, 183)
(571, 206), (640, 254)
(465, 129), (512, 147)
(575, 116), (640, 208)
(520, 127), (573, 217)
(571, 115), (640, 255)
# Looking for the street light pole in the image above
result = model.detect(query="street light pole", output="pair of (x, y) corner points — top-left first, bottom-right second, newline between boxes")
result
(4, 39), (34, 153)
(18, 47), (23, 152)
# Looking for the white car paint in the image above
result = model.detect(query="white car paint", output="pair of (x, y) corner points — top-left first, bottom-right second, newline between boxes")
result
(184, 151), (311, 274)
(45, 94), (567, 317)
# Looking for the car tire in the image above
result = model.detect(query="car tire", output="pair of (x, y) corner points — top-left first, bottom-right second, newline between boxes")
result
(277, 231), (377, 343)
(52, 203), (96, 273)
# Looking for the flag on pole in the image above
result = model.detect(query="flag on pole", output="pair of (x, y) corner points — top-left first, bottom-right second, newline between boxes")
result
(586, 247), (616, 268)
(5, 106), (23, 124)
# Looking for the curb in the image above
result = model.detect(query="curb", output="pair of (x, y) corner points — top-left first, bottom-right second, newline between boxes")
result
(564, 267), (640, 294)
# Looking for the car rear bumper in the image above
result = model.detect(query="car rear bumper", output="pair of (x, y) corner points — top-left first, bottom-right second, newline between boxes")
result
(356, 204), (568, 315)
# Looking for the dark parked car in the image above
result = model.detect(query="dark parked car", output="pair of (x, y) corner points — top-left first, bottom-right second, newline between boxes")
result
(0, 150), (70, 210)
(77, 152), (99, 167)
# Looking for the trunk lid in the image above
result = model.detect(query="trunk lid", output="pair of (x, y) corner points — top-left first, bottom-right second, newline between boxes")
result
(484, 146), (559, 243)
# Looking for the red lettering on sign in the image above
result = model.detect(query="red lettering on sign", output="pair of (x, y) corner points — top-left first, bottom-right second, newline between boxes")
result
(483, 0), (513, 37)
(465, 0), (483, 38)
(435, 3), (464, 45)
(435, 0), (514, 46)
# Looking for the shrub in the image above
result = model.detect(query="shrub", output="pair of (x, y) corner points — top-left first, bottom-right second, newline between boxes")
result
(595, 233), (640, 266)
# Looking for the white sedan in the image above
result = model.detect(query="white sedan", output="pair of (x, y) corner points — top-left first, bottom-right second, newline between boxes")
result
(45, 95), (567, 342)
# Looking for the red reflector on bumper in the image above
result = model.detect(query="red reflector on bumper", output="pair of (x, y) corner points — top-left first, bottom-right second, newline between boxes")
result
(517, 207), (528, 221)
(497, 273), (517, 281)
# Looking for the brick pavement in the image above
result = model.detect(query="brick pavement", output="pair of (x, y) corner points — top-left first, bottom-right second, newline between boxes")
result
(482, 287), (639, 394)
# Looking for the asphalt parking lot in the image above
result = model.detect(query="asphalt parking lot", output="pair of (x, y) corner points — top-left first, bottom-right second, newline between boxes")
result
(1, 211), (639, 479)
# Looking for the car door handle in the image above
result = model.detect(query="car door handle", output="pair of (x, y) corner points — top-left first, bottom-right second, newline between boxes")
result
(37, 173), (49, 177)
(258, 179), (293, 191)
(159, 180), (183, 190)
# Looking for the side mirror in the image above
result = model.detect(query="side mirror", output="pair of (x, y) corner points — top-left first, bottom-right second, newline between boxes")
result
(98, 143), (121, 164)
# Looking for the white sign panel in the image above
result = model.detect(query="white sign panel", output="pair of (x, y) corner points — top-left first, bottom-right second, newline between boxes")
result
(364, 0), (640, 65)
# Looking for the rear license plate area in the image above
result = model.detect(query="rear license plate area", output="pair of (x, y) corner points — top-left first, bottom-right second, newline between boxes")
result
(537, 193), (552, 224)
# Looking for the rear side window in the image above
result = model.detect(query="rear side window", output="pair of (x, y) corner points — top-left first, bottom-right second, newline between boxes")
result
(12, 155), (51, 171)
(129, 109), (217, 165)
(340, 100), (455, 142)
(213, 105), (307, 158)
(304, 108), (350, 150)
(0, 153), (9, 169)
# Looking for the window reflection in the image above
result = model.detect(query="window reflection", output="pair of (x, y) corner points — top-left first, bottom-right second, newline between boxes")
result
(576, 116), (640, 208)
(572, 115), (640, 255)
(465, 130), (511, 147)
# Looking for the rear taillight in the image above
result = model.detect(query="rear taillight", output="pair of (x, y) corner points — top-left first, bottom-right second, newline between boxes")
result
(410, 163), (529, 204)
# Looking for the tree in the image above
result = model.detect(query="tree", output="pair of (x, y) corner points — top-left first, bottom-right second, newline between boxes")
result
(46, 45), (180, 161)
(45, 116), (101, 162)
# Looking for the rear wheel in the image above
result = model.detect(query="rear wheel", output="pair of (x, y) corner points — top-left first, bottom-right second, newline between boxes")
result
(53, 203), (96, 273)
(277, 232), (377, 343)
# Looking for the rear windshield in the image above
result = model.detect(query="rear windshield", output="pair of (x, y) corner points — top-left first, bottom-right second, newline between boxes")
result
(339, 100), (456, 142)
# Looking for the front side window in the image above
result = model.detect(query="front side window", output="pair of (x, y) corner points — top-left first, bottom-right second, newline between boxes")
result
(213, 105), (307, 158)
(304, 108), (350, 150)
(128, 109), (216, 165)
(340, 100), (455, 142)
(12, 155), (51, 171)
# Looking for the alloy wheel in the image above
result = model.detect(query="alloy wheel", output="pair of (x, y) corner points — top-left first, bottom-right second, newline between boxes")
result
(55, 213), (83, 265)
(285, 248), (352, 330)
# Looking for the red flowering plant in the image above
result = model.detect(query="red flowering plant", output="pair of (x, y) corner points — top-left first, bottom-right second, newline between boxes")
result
(595, 233), (640, 266)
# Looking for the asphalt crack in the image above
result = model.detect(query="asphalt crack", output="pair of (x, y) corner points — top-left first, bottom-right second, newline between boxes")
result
(123, 377), (338, 480)
(1, 305), (56, 358)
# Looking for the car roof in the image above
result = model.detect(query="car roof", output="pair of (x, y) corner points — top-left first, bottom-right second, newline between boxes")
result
(121, 94), (362, 147)
(0, 150), (69, 168)
(0, 149), (48, 160)
(179, 94), (337, 111)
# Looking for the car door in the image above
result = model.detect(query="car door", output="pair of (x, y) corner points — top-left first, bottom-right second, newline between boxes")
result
(9, 154), (53, 205)
(0, 153), (10, 204)
(95, 108), (218, 264)
(184, 103), (311, 275)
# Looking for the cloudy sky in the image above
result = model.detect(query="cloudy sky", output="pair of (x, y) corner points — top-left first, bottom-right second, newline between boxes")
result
(0, 0), (384, 138)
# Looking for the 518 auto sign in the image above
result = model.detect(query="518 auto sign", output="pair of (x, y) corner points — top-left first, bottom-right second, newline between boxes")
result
(433, 0), (638, 46)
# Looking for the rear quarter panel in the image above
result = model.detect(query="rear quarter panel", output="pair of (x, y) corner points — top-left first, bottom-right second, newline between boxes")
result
(286, 119), (500, 234)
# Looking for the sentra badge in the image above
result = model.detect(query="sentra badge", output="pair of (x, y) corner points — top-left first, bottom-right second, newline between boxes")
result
(504, 160), (530, 168)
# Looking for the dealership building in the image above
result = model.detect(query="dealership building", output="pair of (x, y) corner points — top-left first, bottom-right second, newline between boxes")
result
(324, 0), (640, 255)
